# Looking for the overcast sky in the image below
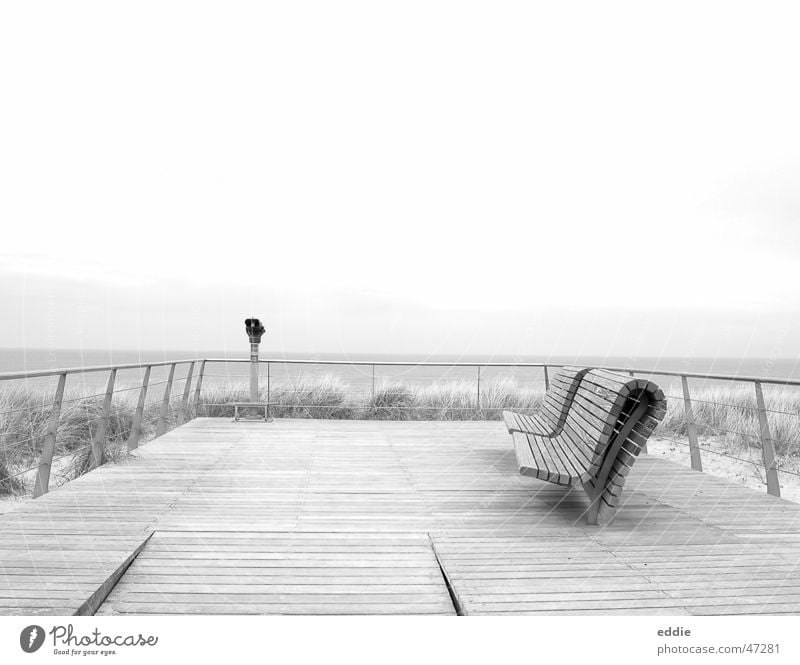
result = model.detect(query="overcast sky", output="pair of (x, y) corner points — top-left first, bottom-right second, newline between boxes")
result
(1, 2), (799, 359)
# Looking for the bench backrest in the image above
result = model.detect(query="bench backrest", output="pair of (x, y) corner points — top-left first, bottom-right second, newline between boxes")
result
(538, 366), (593, 434)
(563, 369), (666, 501)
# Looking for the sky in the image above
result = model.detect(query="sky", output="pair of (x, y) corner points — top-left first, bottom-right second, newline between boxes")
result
(1, 1), (799, 360)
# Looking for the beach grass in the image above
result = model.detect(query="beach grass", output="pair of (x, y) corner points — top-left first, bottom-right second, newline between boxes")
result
(2, 378), (799, 497)
(658, 385), (800, 456)
(0, 386), (182, 495)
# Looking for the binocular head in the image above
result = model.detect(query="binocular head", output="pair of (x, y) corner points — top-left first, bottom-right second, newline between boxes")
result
(245, 317), (266, 343)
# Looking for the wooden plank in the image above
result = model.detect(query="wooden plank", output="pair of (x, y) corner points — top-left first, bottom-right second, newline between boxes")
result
(1, 418), (800, 616)
(97, 531), (454, 615)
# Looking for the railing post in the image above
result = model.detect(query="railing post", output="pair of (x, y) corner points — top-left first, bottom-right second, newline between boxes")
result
(266, 361), (271, 419)
(33, 372), (67, 498)
(89, 369), (116, 471)
(543, 365), (549, 391)
(681, 376), (703, 472)
(192, 360), (206, 418)
(156, 363), (176, 436)
(176, 362), (195, 426)
(127, 366), (151, 451)
(476, 365), (482, 417)
(754, 381), (781, 497)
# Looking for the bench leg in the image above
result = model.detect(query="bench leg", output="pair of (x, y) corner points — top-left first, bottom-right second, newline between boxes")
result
(582, 482), (619, 526)
(582, 482), (601, 525)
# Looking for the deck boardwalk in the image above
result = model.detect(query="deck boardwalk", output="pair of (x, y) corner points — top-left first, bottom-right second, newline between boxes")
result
(2, 418), (800, 615)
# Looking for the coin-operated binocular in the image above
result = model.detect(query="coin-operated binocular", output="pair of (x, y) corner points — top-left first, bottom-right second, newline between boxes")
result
(229, 317), (272, 422)
(244, 317), (266, 404)
(245, 318), (266, 344)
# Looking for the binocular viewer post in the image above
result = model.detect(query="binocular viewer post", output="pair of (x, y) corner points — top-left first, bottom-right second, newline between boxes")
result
(245, 317), (265, 401)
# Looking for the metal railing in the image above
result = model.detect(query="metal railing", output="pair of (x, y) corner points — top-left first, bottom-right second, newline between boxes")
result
(2, 357), (799, 499)
(0, 359), (201, 498)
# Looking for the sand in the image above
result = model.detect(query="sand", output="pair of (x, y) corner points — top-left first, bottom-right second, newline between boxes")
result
(647, 436), (800, 504)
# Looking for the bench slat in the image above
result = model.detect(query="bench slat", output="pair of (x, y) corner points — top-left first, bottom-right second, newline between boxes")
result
(503, 366), (590, 437)
(528, 434), (574, 485)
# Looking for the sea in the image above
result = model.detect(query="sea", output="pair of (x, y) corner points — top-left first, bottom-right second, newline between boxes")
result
(1, 347), (799, 397)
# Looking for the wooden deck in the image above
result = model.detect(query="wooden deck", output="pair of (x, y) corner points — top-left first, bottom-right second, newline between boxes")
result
(3, 418), (800, 615)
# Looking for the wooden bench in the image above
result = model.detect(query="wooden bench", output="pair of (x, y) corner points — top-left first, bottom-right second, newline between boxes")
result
(503, 366), (591, 437)
(503, 369), (666, 525)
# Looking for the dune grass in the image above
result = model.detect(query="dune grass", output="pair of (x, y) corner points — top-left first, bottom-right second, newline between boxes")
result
(200, 375), (544, 420)
(657, 385), (800, 456)
(2, 378), (800, 498)
(0, 386), (183, 496)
